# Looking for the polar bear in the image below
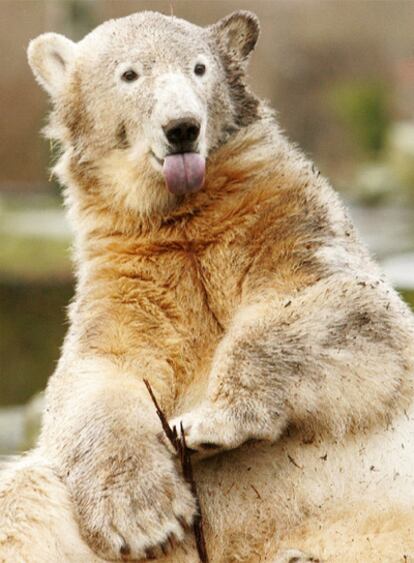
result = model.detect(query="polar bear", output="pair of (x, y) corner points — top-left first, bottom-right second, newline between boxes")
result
(1, 9), (414, 563)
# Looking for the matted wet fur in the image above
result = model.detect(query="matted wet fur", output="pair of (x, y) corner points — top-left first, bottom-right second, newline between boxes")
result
(1, 10), (414, 563)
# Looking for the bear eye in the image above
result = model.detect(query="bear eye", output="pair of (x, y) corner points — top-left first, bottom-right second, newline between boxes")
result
(194, 63), (206, 76)
(121, 69), (139, 82)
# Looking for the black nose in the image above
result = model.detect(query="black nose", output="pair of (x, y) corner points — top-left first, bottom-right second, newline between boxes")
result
(163, 118), (200, 149)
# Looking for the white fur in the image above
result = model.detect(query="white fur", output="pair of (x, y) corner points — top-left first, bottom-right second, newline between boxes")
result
(1, 10), (413, 563)
(149, 72), (208, 160)
(27, 33), (77, 96)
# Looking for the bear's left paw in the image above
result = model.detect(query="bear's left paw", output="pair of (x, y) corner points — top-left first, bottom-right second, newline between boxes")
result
(171, 399), (286, 458)
(170, 403), (244, 456)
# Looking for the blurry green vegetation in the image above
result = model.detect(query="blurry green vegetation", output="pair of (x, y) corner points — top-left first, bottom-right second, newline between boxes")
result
(387, 122), (414, 199)
(330, 81), (391, 159)
(350, 121), (414, 205)
(0, 196), (73, 404)
(0, 234), (71, 280)
(401, 289), (414, 310)
(328, 81), (414, 205)
(0, 281), (73, 405)
(65, 0), (98, 39)
(0, 195), (72, 280)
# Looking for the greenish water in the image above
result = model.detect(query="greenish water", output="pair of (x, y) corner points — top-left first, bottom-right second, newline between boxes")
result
(0, 281), (73, 405)
(0, 282), (413, 407)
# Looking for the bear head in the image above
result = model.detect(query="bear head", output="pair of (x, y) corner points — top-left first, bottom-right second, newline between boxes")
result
(28, 11), (260, 216)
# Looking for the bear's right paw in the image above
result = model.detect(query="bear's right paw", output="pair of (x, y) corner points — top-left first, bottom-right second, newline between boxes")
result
(68, 437), (197, 560)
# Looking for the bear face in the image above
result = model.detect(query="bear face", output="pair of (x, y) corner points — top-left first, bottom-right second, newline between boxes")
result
(28, 11), (260, 216)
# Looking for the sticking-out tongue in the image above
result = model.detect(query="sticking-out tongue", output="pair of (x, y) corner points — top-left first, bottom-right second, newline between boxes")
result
(163, 153), (206, 195)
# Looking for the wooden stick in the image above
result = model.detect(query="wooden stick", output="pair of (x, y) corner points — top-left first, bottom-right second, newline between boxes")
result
(144, 380), (209, 563)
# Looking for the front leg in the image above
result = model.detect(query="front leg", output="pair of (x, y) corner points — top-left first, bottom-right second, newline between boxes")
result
(40, 358), (196, 560)
(172, 276), (414, 454)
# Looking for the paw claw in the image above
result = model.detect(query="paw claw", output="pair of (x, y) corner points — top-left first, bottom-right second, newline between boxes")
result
(178, 515), (190, 530)
(145, 547), (156, 559)
(120, 538), (130, 557)
(159, 544), (166, 555)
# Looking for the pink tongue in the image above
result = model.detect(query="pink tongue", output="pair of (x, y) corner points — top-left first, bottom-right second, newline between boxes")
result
(163, 153), (206, 195)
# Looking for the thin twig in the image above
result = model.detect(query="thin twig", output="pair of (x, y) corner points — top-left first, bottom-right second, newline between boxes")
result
(287, 453), (303, 470)
(144, 379), (178, 449)
(144, 379), (209, 563)
(250, 484), (262, 500)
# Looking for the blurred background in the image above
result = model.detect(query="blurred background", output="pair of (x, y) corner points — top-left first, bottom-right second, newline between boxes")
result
(1, 0), (413, 454)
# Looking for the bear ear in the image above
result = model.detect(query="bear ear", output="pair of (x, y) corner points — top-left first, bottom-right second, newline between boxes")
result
(27, 33), (77, 97)
(210, 11), (260, 63)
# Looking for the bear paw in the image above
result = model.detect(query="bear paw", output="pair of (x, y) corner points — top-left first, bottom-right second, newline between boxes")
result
(170, 403), (244, 456)
(170, 401), (279, 457)
(68, 437), (197, 560)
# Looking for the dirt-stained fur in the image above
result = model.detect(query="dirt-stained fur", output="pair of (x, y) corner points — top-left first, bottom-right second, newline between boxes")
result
(1, 10), (414, 563)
